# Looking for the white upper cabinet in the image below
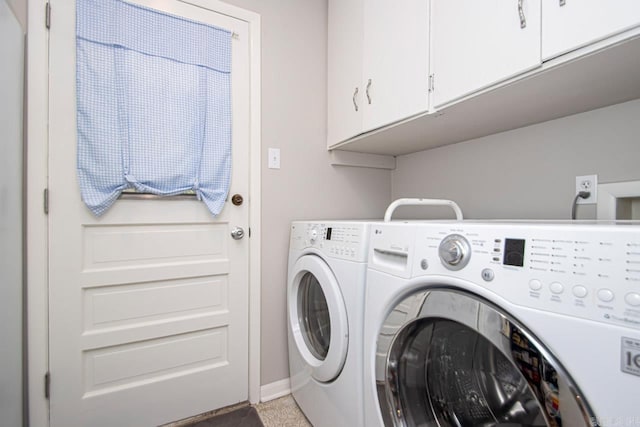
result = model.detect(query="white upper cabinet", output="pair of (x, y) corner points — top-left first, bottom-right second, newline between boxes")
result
(328, 0), (364, 147)
(328, 0), (429, 148)
(361, 0), (430, 134)
(431, 0), (542, 108)
(542, 0), (640, 60)
(327, 0), (640, 157)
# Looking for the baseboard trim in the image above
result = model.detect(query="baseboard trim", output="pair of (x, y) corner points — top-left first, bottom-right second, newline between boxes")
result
(260, 378), (291, 402)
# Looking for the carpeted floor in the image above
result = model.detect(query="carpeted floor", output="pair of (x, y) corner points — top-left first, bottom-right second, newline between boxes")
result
(183, 406), (263, 427)
(255, 395), (311, 427)
(163, 395), (311, 427)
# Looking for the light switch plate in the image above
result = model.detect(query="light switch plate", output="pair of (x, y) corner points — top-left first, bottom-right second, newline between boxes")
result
(268, 148), (280, 169)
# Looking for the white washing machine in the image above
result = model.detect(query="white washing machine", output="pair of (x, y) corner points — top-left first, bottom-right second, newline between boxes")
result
(364, 221), (640, 427)
(287, 220), (373, 427)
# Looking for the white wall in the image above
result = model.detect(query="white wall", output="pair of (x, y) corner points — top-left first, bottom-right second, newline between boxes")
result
(392, 99), (640, 221)
(221, 0), (392, 385)
(0, 1), (24, 425)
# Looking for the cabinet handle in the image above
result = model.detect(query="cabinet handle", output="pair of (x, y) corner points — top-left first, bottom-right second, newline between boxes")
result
(559, 0), (566, 6)
(518, 0), (527, 29)
(353, 87), (359, 112)
(366, 79), (372, 105)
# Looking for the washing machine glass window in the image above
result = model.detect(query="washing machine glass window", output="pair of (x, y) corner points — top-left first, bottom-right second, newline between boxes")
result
(298, 272), (331, 360)
(379, 290), (595, 427)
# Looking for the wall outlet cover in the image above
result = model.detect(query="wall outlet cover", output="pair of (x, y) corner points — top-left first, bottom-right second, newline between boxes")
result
(575, 174), (598, 204)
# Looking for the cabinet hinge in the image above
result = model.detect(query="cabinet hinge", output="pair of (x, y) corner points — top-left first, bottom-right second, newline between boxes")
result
(44, 188), (49, 214)
(428, 74), (435, 93)
(44, 372), (50, 399)
(45, 2), (51, 29)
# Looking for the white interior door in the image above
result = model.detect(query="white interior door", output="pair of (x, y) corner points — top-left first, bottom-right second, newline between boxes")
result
(48, 1), (251, 425)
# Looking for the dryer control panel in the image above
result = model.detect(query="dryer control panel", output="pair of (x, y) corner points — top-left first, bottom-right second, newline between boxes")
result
(370, 221), (640, 330)
(290, 221), (371, 262)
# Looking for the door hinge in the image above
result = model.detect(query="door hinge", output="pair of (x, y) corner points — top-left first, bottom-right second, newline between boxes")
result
(428, 74), (435, 92)
(44, 188), (49, 214)
(45, 2), (51, 29)
(44, 372), (50, 399)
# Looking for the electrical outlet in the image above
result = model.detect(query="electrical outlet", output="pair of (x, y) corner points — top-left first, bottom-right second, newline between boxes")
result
(575, 174), (598, 204)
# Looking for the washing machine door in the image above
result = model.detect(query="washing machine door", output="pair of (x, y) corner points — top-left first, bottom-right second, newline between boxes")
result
(288, 255), (348, 382)
(377, 289), (596, 427)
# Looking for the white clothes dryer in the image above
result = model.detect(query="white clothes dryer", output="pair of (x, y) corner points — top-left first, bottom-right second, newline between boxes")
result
(287, 221), (373, 427)
(364, 221), (640, 427)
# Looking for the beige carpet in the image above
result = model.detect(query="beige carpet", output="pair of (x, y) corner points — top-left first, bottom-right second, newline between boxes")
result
(255, 395), (311, 427)
(162, 395), (311, 427)
(180, 406), (263, 427)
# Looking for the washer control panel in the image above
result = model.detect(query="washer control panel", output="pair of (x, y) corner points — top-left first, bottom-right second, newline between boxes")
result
(370, 222), (640, 330)
(290, 221), (370, 262)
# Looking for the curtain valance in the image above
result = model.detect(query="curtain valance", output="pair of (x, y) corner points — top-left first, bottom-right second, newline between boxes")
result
(77, 0), (232, 216)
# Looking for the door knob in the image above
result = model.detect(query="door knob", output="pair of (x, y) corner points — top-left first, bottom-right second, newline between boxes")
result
(230, 227), (245, 240)
(231, 194), (244, 206)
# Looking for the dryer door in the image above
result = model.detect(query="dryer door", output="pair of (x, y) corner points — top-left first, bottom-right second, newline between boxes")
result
(288, 255), (348, 382)
(376, 289), (596, 427)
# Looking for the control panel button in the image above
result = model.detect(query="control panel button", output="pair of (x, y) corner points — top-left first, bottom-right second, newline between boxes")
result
(597, 288), (615, 303)
(481, 269), (494, 282)
(420, 259), (429, 270)
(529, 279), (542, 291)
(572, 285), (588, 298)
(625, 292), (640, 307)
(309, 228), (319, 244)
(549, 282), (564, 294)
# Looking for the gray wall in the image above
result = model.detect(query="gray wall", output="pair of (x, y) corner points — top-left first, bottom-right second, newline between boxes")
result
(221, 0), (392, 385)
(0, 1), (24, 425)
(6, 0), (25, 30)
(392, 99), (640, 221)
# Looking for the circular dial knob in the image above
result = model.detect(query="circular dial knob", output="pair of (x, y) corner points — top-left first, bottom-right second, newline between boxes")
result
(438, 234), (471, 270)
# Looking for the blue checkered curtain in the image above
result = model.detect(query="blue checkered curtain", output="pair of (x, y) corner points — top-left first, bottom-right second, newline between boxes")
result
(76, 0), (232, 216)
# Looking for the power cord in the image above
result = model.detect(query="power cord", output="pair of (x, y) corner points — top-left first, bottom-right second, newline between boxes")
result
(571, 191), (591, 220)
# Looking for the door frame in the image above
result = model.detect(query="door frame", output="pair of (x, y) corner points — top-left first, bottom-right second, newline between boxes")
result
(26, 1), (261, 425)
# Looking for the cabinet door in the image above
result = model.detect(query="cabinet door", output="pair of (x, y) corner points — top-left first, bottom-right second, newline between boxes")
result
(362, 0), (430, 133)
(542, 0), (640, 60)
(431, 0), (541, 108)
(328, 0), (364, 147)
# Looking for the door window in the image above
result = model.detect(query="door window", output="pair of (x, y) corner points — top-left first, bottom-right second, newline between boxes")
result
(297, 272), (331, 360)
